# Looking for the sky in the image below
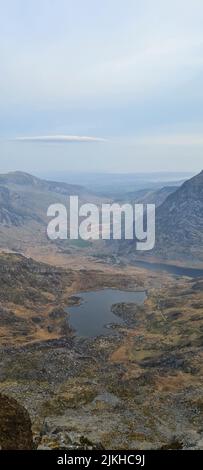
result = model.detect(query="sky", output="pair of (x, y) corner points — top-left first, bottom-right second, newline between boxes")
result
(0, 0), (203, 174)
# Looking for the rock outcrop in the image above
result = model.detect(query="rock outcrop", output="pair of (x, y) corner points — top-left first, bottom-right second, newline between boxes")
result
(0, 393), (34, 449)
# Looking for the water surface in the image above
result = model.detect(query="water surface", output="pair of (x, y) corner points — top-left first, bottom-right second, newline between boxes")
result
(134, 260), (203, 278)
(67, 289), (146, 337)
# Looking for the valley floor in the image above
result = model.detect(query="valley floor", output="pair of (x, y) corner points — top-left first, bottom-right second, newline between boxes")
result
(0, 251), (202, 450)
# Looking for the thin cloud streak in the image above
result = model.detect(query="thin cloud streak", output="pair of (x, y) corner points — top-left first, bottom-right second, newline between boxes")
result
(15, 135), (107, 143)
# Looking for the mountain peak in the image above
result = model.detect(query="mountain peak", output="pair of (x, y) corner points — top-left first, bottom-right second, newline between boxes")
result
(0, 171), (39, 186)
(0, 171), (86, 194)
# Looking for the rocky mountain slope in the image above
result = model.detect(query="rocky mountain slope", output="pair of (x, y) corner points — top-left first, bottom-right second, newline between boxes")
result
(0, 186), (26, 226)
(0, 252), (202, 449)
(154, 170), (203, 262)
(0, 171), (99, 252)
(119, 185), (178, 207)
(118, 171), (203, 264)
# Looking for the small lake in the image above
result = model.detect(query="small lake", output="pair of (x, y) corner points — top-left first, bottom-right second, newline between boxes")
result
(66, 289), (146, 338)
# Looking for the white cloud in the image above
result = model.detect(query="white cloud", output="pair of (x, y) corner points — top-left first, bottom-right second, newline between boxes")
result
(15, 135), (107, 143)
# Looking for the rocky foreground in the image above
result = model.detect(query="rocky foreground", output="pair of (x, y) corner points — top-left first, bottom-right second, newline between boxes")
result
(0, 253), (202, 450)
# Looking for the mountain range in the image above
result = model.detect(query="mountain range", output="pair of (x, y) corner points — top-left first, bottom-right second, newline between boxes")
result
(0, 170), (202, 264)
(0, 171), (96, 252)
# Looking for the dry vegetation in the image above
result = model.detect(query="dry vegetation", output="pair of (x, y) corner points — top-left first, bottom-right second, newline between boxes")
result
(0, 251), (202, 449)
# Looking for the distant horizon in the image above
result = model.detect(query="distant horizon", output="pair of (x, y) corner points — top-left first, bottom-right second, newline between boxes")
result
(0, 168), (199, 196)
(0, 168), (197, 178)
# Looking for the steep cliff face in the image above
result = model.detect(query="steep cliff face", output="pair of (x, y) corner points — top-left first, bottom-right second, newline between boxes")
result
(154, 170), (203, 261)
(118, 171), (203, 263)
(0, 393), (34, 449)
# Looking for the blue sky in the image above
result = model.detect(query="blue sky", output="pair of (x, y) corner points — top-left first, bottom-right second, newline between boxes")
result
(0, 0), (203, 174)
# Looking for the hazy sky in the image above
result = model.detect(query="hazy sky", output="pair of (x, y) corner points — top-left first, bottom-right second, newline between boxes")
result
(0, 0), (203, 174)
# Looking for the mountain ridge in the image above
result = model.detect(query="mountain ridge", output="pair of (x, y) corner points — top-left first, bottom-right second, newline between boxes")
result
(117, 170), (203, 264)
(0, 171), (88, 196)
(154, 169), (203, 261)
(0, 171), (99, 251)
